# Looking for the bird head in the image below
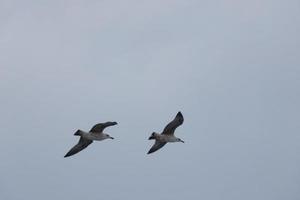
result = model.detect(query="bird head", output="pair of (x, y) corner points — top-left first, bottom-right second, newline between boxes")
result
(177, 138), (184, 143)
(105, 134), (114, 139)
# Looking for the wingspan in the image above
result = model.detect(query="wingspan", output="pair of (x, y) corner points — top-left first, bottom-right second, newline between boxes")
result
(90, 121), (118, 133)
(147, 141), (167, 154)
(162, 112), (184, 135)
(64, 137), (93, 157)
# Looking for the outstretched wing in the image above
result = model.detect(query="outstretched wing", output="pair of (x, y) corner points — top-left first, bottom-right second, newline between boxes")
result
(90, 121), (118, 133)
(64, 137), (93, 157)
(162, 112), (184, 135)
(147, 141), (167, 154)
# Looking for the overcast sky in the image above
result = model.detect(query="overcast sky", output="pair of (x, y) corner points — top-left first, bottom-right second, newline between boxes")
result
(0, 0), (299, 200)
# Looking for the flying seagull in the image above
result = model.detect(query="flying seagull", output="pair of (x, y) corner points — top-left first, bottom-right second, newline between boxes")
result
(147, 112), (184, 154)
(64, 121), (117, 158)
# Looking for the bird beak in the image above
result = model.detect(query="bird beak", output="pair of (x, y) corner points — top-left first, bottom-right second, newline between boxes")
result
(110, 137), (114, 139)
(180, 139), (185, 143)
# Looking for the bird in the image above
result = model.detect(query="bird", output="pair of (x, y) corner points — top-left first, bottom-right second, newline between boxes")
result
(64, 121), (117, 157)
(147, 112), (184, 154)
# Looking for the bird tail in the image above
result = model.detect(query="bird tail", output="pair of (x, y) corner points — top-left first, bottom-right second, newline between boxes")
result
(74, 129), (84, 136)
(148, 132), (156, 140)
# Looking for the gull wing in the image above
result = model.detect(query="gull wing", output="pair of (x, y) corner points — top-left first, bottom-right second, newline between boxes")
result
(162, 112), (184, 135)
(64, 137), (93, 157)
(147, 141), (167, 154)
(89, 121), (118, 133)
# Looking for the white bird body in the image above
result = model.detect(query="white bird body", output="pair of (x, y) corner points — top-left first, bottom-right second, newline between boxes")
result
(82, 132), (111, 141)
(153, 133), (182, 143)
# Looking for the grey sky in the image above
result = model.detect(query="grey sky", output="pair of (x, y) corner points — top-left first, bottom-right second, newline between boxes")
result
(0, 0), (299, 199)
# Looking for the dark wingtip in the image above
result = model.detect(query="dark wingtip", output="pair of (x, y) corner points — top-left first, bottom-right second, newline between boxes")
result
(177, 112), (184, 123)
(64, 151), (73, 158)
(147, 146), (156, 154)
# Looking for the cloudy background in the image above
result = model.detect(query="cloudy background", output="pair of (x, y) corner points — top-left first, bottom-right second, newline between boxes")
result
(0, 0), (299, 199)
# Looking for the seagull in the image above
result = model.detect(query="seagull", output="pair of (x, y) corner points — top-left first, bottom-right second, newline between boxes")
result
(64, 121), (117, 158)
(147, 112), (184, 154)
